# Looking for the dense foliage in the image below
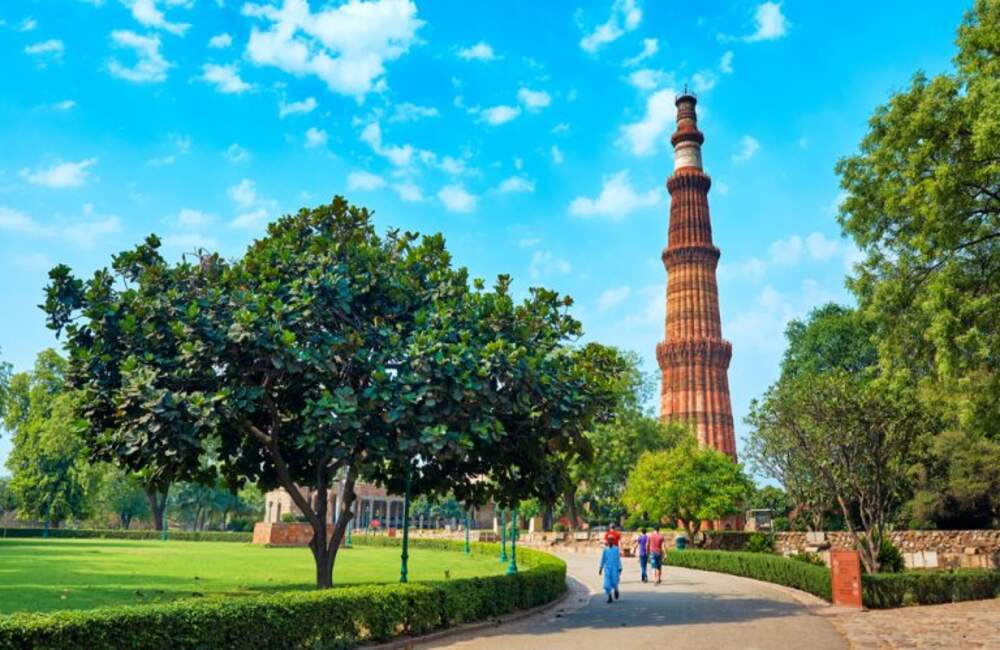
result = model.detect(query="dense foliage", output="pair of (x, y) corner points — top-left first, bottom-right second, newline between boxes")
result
(863, 570), (1000, 608)
(0, 528), (253, 542)
(623, 436), (752, 537)
(835, 0), (1000, 529)
(664, 549), (832, 601)
(0, 542), (565, 649)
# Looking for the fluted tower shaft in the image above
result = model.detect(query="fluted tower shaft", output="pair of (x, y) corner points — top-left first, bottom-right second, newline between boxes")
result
(656, 93), (737, 460)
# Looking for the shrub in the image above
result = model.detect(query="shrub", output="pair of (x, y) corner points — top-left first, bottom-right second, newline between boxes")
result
(0, 528), (252, 542)
(788, 552), (826, 567)
(745, 532), (775, 554)
(665, 549), (832, 601)
(0, 539), (566, 649)
(862, 570), (1000, 608)
(552, 523), (566, 532)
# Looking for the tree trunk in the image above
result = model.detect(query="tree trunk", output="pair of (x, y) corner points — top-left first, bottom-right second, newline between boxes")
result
(563, 488), (578, 532)
(144, 484), (169, 531)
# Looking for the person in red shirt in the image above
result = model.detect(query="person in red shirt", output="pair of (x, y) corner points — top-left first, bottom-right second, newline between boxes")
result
(648, 525), (665, 585)
(603, 524), (621, 547)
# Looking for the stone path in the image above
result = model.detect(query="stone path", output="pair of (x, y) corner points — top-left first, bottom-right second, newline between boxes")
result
(417, 551), (847, 649)
(829, 598), (1000, 649)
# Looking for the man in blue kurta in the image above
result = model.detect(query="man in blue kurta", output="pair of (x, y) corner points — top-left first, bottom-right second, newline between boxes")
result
(598, 539), (622, 603)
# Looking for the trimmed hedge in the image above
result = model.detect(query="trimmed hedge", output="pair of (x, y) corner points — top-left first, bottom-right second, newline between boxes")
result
(0, 528), (252, 543)
(665, 549), (832, 601)
(0, 540), (566, 649)
(863, 570), (1000, 608)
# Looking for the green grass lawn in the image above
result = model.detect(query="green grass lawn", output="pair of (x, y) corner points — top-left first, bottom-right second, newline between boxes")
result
(0, 538), (504, 614)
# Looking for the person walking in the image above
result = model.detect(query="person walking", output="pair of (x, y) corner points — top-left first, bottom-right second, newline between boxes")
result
(598, 538), (622, 603)
(603, 523), (621, 548)
(633, 528), (649, 583)
(648, 525), (665, 585)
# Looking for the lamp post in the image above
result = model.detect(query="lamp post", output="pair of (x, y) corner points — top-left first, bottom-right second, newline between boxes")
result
(506, 509), (518, 575)
(464, 511), (471, 555)
(400, 464), (412, 583)
(499, 509), (508, 563)
(346, 516), (353, 548)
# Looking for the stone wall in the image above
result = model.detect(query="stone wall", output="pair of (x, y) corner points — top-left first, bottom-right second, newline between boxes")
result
(252, 522), (346, 547)
(773, 530), (1000, 569)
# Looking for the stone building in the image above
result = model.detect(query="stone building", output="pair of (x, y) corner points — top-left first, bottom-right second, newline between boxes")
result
(657, 90), (737, 460)
(263, 479), (496, 529)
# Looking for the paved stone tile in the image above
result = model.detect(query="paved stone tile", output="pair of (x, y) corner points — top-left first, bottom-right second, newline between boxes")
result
(830, 598), (1000, 649)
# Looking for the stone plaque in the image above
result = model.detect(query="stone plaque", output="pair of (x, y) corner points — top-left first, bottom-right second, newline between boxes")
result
(830, 549), (862, 609)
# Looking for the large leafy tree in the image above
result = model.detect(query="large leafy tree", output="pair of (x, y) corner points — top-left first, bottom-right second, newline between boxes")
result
(836, 0), (1000, 528)
(3, 350), (96, 527)
(746, 372), (928, 572)
(623, 436), (752, 538)
(44, 237), (221, 530)
(92, 466), (149, 529)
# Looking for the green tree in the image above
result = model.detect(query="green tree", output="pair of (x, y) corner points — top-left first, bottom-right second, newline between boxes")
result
(836, 0), (1000, 527)
(92, 467), (149, 529)
(0, 477), (16, 520)
(0, 347), (12, 431)
(780, 304), (877, 381)
(44, 237), (222, 531)
(746, 372), (928, 572)
(623, 436), (752, 538)
(3, 351), (95, 527)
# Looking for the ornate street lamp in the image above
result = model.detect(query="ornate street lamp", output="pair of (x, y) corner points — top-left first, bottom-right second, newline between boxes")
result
(400, 464), (412, 583)
(499, 509), (508, 563)
(506, 509), (519, 575)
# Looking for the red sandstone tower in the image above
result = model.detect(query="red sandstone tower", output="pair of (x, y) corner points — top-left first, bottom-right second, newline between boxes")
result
(657, 91), (737, 460)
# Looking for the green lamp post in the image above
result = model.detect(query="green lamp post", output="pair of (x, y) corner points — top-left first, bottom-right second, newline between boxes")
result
(400, 465), (412, 583)
(464, 511), (471, 555)
(345, 512), (353, 548)
(499, 509), (508, 563)
(506, 509), (518, 575)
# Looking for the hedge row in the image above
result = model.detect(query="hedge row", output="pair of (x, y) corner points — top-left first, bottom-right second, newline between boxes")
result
(665, 549), (832, 601)
(0, 528), (252, 543)
(0, 540), (566, 649)
(862, 570), (1000, 608)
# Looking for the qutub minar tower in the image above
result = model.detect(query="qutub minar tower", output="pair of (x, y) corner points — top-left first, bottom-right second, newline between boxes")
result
(657, 90), (738, 463)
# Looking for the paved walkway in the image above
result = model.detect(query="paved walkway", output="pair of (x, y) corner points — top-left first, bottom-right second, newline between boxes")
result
(830, 598), (1000, 649)
(418, 551), (846, 649)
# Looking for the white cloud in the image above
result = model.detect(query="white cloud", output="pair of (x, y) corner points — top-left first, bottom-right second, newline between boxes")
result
(25, 39), (65, 56)
(304, 127), (327, 148)
(438, 156), (471, 175)
(242, 0), (423, 99)
(174, 207), (215, 228)
(719, 231), (852, 284)
(200, 62), (253, 94)
(108, 30), (170, 83)
(162, 233), (219, 250)
(52, 100), (76, 111)
(20, 158), (97, 188)
(692, 71), (717, 93)
(480, 105), (521, 125)
(389, 102), (439, 122)
(225, 143), (250, 163)
(437, 184), (477, 213)
(347, 170), (386, 191)
(147, 134), (191, 166)
(598, 285), (631, 311)
(551, 145), (564, 165)
(517, 88), (551, 110)
(768, 234), (804, 266)
(497, 176), (535, 194)
(518, 237), (540, 248)
(732, 135), (759, 163)
(623, 37), (657, 66)
(529, 250), (571, 278)
(126, 0), (190, 36)
(579, 0), (642, 53)
(619, 88), (675, 156)
(744, 2), (789, 42)
(0, 205), (120, 248)
(393, 181), (423, 202)
(208, 32), (232, 49)
(458, 41), (496, 61)
(229, 178), (258, 208)
(279, 96), (317, 118)
(360, 121), (419, 167)
(720, 50), (734, 74)
(626, 68), (667, 92)
(229, 208), (269, 229)
(805, 232), (841, 262)
(568, 170), (659, 220)
(19, 18), (38, 32)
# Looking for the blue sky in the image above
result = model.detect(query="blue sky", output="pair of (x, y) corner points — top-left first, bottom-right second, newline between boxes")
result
(0, 0), (969, 470)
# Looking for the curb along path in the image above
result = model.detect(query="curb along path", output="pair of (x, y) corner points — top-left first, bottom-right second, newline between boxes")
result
(417, 551), (847, 649)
